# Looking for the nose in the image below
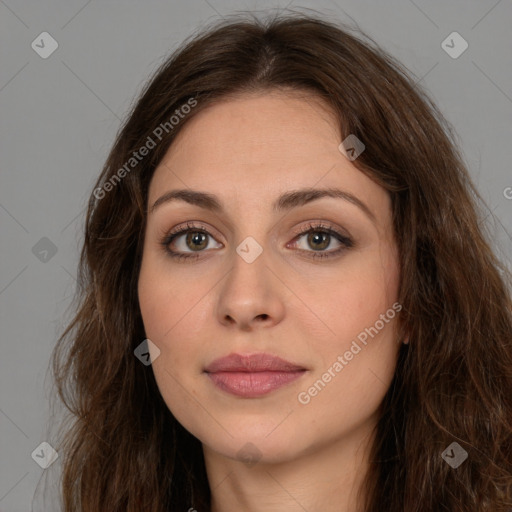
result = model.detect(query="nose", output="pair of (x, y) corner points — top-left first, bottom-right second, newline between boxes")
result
(215, 248), (285, 331)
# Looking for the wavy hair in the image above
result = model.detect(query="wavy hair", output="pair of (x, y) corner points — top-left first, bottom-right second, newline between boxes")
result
(51, 11), (512, 511)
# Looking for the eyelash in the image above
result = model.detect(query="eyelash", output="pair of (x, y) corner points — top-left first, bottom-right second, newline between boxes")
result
(160, 221), (354, 262)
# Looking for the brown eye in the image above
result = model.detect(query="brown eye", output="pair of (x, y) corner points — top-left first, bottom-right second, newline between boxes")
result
(162, 222), (223, 260)
(306, 232), (331, 251)
(185, 231), (209, 251)
(289, 222), (354, 260)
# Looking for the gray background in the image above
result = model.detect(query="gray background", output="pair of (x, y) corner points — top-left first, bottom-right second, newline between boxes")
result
(1, 0), (511, 510)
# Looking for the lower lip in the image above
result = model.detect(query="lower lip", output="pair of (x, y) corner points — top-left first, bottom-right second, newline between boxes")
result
(206, 370), (306, 397)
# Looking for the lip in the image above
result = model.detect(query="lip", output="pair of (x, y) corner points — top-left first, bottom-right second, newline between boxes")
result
(204, 353), (307, 398)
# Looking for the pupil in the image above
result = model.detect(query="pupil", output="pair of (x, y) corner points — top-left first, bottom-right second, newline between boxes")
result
(187, 232), (207, 251)
(309, 232), (329, 250)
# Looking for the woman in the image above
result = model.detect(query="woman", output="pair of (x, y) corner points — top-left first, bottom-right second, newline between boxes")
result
(51, 12), (512, 512)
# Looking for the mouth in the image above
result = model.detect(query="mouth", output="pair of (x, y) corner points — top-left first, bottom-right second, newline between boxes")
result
(204, 353), (307, 398)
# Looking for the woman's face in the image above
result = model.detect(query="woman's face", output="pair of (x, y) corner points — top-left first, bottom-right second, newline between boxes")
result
(138, 90), (402, 464)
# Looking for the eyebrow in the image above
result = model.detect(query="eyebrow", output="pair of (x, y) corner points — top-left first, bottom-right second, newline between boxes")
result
(150, 187), (376, 223)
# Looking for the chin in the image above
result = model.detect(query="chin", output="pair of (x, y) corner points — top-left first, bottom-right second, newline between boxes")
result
(199, 423), (308, 466)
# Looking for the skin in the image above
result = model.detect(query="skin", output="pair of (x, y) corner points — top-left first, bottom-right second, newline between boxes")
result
(138, 90), (403, 512)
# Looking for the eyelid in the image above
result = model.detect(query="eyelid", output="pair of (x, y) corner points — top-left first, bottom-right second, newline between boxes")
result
(289, 221), (351, 242)
(287, 221), (353, 255)
(163, 221), (224, 252)
(166, 221), (220, 239)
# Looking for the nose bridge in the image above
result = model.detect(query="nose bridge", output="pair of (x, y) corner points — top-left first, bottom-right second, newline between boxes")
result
(215, 235), (285, 329)
(225, 237), (270, 300)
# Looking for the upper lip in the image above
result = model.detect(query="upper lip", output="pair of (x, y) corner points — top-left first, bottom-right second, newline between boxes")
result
(204, 353), (306, 373)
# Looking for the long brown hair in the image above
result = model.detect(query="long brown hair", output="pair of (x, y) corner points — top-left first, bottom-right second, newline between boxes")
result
(51, 11), (512, 511)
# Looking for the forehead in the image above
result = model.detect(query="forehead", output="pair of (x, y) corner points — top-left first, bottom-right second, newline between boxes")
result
(148, 91), (389, 222)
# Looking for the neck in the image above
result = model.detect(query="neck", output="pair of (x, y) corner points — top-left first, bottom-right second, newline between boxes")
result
(203, 419), (376, 512)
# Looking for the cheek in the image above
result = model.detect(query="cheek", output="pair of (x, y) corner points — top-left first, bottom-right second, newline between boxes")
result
(137, 259), (205, 422)
(138, 261), (222, 441)
(302, 246), (400, 348)
(138, 249), (201, 339)
(297, 246), (401, 411)
(137, 252), (214, 383)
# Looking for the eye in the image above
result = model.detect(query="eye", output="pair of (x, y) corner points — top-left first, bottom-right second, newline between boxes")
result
(161, 221), (222, 261)
(161, 221), (353, 262)
(288, 222), (354, 259)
